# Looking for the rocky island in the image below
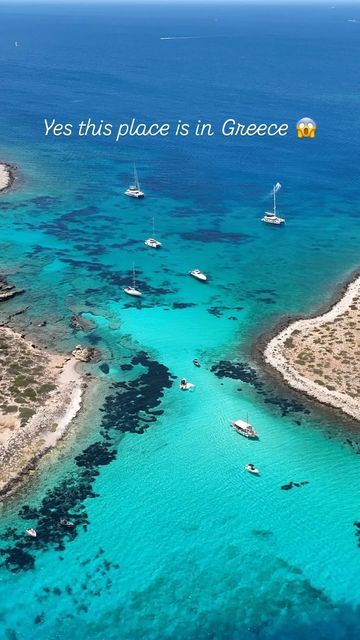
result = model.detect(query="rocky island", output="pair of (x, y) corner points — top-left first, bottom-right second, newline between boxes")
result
(264, 273), (360, 421)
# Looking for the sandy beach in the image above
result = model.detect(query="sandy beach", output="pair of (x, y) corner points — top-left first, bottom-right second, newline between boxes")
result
(0, 329), (87, 498)
(0, 162), (15, 193)
(264, 273), (360, 421)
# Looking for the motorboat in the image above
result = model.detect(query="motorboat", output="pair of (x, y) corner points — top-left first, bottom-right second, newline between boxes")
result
(179, 378), (195, 391)
(262, 182), (285, 225)
(25, 528), (37, 538)
(230, 419), (258, 439)
(145, 217), (162, 248)
(245, 464), (260, 475)
(123, 263), (142, 297)
(189, 269), (208, 282)
(125, 163), (144, 199)
(193, 359), (200, 367)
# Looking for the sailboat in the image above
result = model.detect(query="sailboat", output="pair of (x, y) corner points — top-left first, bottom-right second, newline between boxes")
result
(123, 263), (142, 297)
(145, 218), (162, 248)
(125, 163), (144, 199)
(262, 182), (285, 225)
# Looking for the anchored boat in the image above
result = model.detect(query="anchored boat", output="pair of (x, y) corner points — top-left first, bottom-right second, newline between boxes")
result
(262, 182), (285, 225)
(245, 464), (260, 475)
(125, 163), (144, 199)
(189, 269), (208, 282)
(230, 419), (258, 439)
(123, 263), (142, 297)
(145, 217), (162, 248)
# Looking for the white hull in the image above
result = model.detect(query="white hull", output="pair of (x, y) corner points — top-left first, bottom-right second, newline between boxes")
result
(180, 382), (195, 391)
(145, 238), (162, 248)
(125, 188), (144, 199)
(123, 287), (142, 297)
(245, 465), (260, 475)
(262, 215), (285, 225)
(230, 419), (258, 439)
(189, 270), (208, 282)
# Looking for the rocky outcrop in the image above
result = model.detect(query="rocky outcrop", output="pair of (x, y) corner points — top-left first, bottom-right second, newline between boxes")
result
(72, 344), (101, 362)
(0, 275), (24, 302)
(70, 314), (96, 332)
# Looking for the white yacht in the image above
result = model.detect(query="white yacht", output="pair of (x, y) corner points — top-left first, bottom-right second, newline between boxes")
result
(123, 264), (142, 297)
(262, 182), (285, 225)
(189, 269), (208, 282)
(230, 419), (258, 439)
(125, 163), (144, 199)
(145, 218), (162, 248)
(25, 528), (37, 538)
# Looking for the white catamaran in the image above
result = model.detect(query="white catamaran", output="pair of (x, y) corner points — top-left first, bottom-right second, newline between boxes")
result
(123, 264), (142, 297)
(125, 163), (144, 199)
(145, 218), (162, 248)
(262, 182), (285, 225)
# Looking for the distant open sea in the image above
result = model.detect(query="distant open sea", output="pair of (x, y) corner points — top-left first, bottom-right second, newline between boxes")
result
(0, 3), (360, 639)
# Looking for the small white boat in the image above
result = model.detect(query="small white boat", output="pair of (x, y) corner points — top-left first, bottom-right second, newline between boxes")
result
(262, 182), (285, 225)
(25, 528), (37, 538)
(230, 419), (258, 439)
(179, 378), (195, 391)
(125, 163), (144, 199)
(145, 218), (162, 248)
(123, 263), (142, 297)
(189, 269), (208, 282)
(145, 238), (162, 248)
(245, 464), (260, 475)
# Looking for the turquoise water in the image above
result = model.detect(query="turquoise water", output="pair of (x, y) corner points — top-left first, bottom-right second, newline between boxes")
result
(0, 3), (360, 638)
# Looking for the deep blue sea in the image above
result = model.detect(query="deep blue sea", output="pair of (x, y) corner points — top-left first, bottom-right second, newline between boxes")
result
(0, 3), (360, 639)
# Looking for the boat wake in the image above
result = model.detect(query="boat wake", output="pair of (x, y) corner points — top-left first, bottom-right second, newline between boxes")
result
(160, 35), (212, 41)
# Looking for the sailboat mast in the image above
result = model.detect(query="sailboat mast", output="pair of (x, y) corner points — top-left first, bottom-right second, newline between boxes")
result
(273, 185), (277, 215)
(134, 163), (140, 190)
(152, 217), (155, 236)
(132, 262), (136, 288)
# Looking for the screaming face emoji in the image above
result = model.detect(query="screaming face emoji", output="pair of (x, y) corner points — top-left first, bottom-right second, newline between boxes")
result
(296, 117), (316, 138)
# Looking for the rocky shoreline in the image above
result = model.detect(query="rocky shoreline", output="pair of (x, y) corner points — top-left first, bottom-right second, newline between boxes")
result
(0, 328), (99, 499)
(258, 269), (360, 422)
(0, 356), (87, 499)
(0, 271), (101, 500)
(0, 162), (16, 194)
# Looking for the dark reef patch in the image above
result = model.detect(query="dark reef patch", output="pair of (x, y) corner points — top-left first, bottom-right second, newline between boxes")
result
(100, 351), (174, 435)
(211, 360), (310, 418)
(354, 521), (360, 547)
(120, 364), (133, 371)
(281, 481), (309, 491)
(30, 196), (61, 208)
(172, 302), (197, 310)
(178, 229), (253, 244)
(0, 352), (174, 572)
(258, 298), (277, 305)
(207, 306), (243, 318)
